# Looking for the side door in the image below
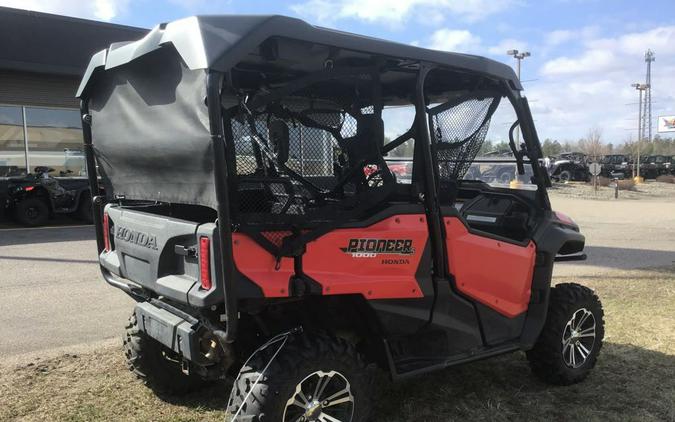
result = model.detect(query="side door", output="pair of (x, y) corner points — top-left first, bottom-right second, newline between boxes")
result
(443, 202), (536, 319)
(427, 90), (537, 322)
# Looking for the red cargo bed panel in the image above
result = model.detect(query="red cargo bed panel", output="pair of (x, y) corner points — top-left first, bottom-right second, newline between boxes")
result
(303, 215), (428, 299)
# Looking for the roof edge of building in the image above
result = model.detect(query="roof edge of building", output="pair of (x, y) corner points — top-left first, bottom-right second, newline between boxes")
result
(0, 5), (147, 33)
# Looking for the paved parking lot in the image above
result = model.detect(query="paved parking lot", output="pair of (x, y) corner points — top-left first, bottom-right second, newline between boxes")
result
(0, 224), (132, 358)
(0, 194), (673, 359)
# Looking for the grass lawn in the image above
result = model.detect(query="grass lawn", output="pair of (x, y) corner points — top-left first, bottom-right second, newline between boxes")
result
(1, 267), (673, 422)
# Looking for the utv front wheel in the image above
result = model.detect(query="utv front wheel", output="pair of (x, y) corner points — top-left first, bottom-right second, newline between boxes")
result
(558, 170), (572, 183)
(527, 283), (604, 385)
(14, 197), (49, 226)
(123, 313), (208, 394)
(228, 333), (373, 421)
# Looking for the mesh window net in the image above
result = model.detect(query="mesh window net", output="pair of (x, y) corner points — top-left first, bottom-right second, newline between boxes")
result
(429, 94), (501, 181)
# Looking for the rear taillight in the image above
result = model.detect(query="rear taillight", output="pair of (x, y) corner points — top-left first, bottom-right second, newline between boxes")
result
(103, 212), (111, 252)
(199, 236), (212, 290)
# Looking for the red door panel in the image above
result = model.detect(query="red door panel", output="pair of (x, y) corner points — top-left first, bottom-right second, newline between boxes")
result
(232, 233), (294, 297)
(303, 215), (428, 299)
(444, 217), (535, 317)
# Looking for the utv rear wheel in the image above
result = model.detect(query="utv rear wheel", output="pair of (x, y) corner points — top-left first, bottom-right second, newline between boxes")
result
(123, 313), (208, 395)
(75, 193), (93, 223)
(527, 283), (604, 385)
(558, 170), (572, 183)
(227, 333), (373, 422)
(13, 197), (49, 226)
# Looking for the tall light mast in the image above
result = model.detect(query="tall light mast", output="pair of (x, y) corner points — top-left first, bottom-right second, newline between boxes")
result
(642, 49), (655, 143)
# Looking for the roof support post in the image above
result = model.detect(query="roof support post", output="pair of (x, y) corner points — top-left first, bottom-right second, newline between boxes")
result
(206, 71), (238, 343)
(414, 64), (447, 278)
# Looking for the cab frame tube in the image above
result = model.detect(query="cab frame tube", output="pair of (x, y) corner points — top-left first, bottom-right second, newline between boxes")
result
(80, 99), (105, 254)
(206, 71), (238, 343)
(414, 63), (447, 278)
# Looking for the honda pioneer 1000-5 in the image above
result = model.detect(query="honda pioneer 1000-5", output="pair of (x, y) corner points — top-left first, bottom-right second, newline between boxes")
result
(77, 15), (603, 421)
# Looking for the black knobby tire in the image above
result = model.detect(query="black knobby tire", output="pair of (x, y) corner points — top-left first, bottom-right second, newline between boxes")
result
(526, 283), (604, 385)
(13, 197), (49, 226)
(227, 333), (374, 422)
(558, 170), (572, 183)
(498, 171), (512, 184)
(123, 313), (208, 395)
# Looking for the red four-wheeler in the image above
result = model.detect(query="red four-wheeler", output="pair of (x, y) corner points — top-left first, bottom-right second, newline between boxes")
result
(77, 15), (603, 421)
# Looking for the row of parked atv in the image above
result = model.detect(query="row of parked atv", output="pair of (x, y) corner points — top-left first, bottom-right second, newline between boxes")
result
(0, 166), (93, 227)
(549, 152), (673, 182)
(599, 153), (673, 180)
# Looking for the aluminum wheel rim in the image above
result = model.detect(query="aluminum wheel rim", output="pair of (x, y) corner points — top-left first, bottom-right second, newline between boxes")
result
(561, 308), (596, 368)
(283, 370), (354, 422)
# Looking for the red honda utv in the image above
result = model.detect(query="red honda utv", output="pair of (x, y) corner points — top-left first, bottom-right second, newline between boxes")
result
(77, 15), (603, 421)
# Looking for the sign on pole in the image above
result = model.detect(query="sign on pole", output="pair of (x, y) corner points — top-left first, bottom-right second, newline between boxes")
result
(589, 162), (601, 176)
(589, 162), (601, 192)
(657, 115), (675, 133)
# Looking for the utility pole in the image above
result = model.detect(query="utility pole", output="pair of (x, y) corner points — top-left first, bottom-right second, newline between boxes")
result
(642, 50), (655, 143)
(632, 83), (648, 181)
(506, 49), (530, 144)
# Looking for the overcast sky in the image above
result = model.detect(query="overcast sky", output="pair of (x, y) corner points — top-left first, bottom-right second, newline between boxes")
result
(2, 0), (674, 143)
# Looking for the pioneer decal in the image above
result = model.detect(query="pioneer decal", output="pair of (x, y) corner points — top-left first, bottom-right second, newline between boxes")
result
(115, 226), (158, 250)
(341, 238), (414, 258)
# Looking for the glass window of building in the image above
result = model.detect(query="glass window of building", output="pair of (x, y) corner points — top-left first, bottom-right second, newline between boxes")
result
(0, 105), (27, 177)
(25, 107), (85, 177)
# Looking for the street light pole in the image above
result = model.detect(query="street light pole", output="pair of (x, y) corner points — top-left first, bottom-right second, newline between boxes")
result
(506, 49), (530, 144)
(631, 83), (648, 181)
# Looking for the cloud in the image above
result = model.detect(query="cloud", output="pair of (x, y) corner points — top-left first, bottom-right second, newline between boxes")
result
(541, 49), (617, 76)
(290, 0), (514, 26)
(545, 29), (575, 46)
(427, 32), (528, 58)
(530, 25), (675, 142)
(587, 26), (675, 56)
(487, 38), (528, 55)
(429, 29), (481, 53)
(0, 0), (130, 21)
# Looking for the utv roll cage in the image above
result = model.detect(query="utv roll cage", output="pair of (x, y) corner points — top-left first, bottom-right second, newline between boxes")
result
(77, 15), (550, 344)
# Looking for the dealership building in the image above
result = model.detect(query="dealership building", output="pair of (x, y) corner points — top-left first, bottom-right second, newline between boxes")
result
(0, 6), (147, 178)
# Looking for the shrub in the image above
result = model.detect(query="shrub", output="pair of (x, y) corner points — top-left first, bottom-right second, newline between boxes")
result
(617, 179), (635, 190)
(655, 174), (675, 184)
(596, 176), (611, 187)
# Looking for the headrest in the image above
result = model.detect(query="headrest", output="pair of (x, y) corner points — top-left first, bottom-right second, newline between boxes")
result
(356, 114), (384, 149)
(268, 119), (290, 165)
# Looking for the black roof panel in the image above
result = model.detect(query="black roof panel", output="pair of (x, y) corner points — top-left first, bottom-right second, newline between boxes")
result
(77, 14), (521, 97)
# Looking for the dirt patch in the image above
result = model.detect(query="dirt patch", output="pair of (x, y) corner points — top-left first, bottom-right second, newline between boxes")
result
(1, 267), (673, 422)
(548, 179), (675, 200)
